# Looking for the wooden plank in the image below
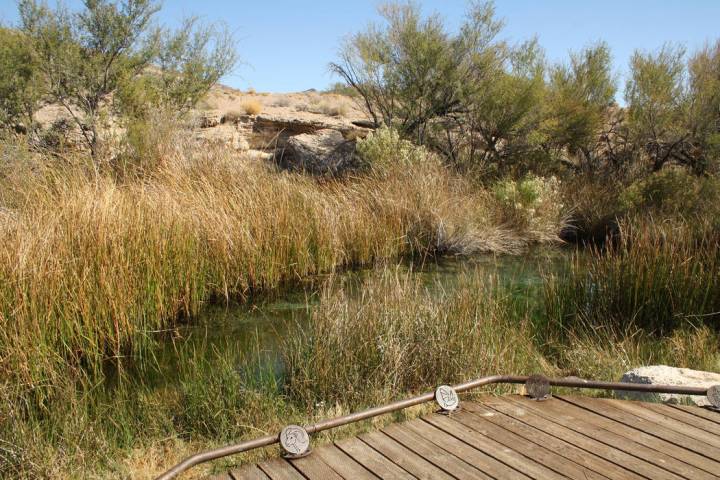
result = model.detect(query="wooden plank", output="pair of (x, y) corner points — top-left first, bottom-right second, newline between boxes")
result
(485, 396), (683, 480)
(423, 412), (566, 479)
(225, 396), (720, 480)
(359, 430), (455, 480)
(545, 395), (720, 479)
(601, 397), (720, 448)
(313, 445), (379, 480)
(258, 458), (305, 480)
(289, 452), (343, 480)
(382, 422), (492, 480)
(463, 400), (629, 480)
(537, 395), (720, 479)
(670, 404), (720, 426)
(560, 395), (720, 460)
(451, 408), (605, 479)
(335, 437), (415, 480)
(230, 464), (271, 480)
(209, 473), (234, 480)
(644, 402), (720, 436)
(403, 417), (529, 479)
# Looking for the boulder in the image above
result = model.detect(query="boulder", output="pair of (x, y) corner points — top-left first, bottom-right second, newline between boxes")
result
(279, 128), (361, 175)
(619, 365), (720, 406)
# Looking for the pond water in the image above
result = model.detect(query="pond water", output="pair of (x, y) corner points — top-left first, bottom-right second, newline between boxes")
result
(147, 246), (575, 385)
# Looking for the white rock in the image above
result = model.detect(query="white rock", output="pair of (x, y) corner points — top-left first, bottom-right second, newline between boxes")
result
(619, 365), (720, 406)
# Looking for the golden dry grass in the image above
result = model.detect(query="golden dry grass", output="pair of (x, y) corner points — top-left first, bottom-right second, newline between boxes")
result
(241, 99), (263, 115)
(0, 128), (568, 479)
(0, 131), (562, 406)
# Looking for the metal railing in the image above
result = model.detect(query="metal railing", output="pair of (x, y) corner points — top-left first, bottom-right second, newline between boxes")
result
(155, 374), (715, 480)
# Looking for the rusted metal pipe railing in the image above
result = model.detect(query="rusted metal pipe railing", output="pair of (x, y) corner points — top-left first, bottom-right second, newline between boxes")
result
(155, 374), (713, 480)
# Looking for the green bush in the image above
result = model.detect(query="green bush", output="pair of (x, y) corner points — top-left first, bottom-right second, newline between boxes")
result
(18, 0), (237, 158)
(356, 127), (434, 171)
(0, 28), (43, 128)
(620, 168), (720, 216)
(493, 175), (563, 232)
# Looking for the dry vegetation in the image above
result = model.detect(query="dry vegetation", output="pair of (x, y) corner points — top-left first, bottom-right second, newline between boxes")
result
(2, 1), (720, 478)
(0, 125), (569, 478)
(241, 99), (263, 115)
(3, 124), (720, 478)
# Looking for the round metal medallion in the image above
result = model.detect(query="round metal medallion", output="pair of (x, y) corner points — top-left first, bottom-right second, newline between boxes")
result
(280, 425), (311, 458)
(525, 374), (551, 401)
(708, 385), (720, 409)
(435, 385), (460, 412)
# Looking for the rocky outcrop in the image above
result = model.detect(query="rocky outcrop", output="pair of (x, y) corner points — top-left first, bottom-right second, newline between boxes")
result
(198, 110), (224, 128)
(30, 88), (374, 165)
(251, 114), (369, 150)
(278, 129), (361, 175)
(619, 365), (720, 406)
(194, 124), (249, 151)
(192, 108), (371, 160)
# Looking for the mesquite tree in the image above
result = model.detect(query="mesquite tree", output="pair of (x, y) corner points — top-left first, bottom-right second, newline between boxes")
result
(18, 0), (237, 160)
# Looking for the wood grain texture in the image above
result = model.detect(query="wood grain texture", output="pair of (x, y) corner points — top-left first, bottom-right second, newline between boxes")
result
(227, 396), (720, 480)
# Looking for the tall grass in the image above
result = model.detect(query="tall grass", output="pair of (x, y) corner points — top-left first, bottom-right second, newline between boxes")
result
(544, 217), (720, 337)
(3, 259), (719, 478)
(0, 128), (568, 478)
(11, 124), (720, 479)
(284, 268), (553, 408)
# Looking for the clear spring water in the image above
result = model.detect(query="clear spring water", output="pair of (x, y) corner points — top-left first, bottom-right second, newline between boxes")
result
(142, 246), (575, 387)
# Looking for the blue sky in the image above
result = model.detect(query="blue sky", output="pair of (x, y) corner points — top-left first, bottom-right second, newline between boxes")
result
(2, 1), (720, 94)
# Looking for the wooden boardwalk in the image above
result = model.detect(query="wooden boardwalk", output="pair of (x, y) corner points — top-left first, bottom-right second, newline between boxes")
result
(221, 394), (720, 479)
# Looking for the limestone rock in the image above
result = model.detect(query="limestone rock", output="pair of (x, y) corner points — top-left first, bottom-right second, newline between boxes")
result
(278, 128), (361, 175)
(194, 124), (246, 150)
(250, 114), (369, 150)
(619, 365), (720, 406)
(198, 110), (223, 128)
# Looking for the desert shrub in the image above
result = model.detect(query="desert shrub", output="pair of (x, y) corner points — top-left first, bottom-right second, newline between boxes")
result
(324, 82), (360, 97)
(272, 97), (291, 108)
(626, 45), (691, 173)
(222, 110), (244, 123)
(246, 87), (256, 95)
(17, 0), (236, 158)
(446, 38), (547, 173)
(0, 27), (43, 128)
(331, 2), (503, 143)
(543, 43), (617, 167)
(687, 40), (720, 174)
(318, 100), (349, 117)
(242, 100), (263, 115)
(620, 168), (720, 217)
(295, 102), (310, 112)
(356, 127), (432, 171)
(624, 43), (720, 175)
(493, 175), (563, 235)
